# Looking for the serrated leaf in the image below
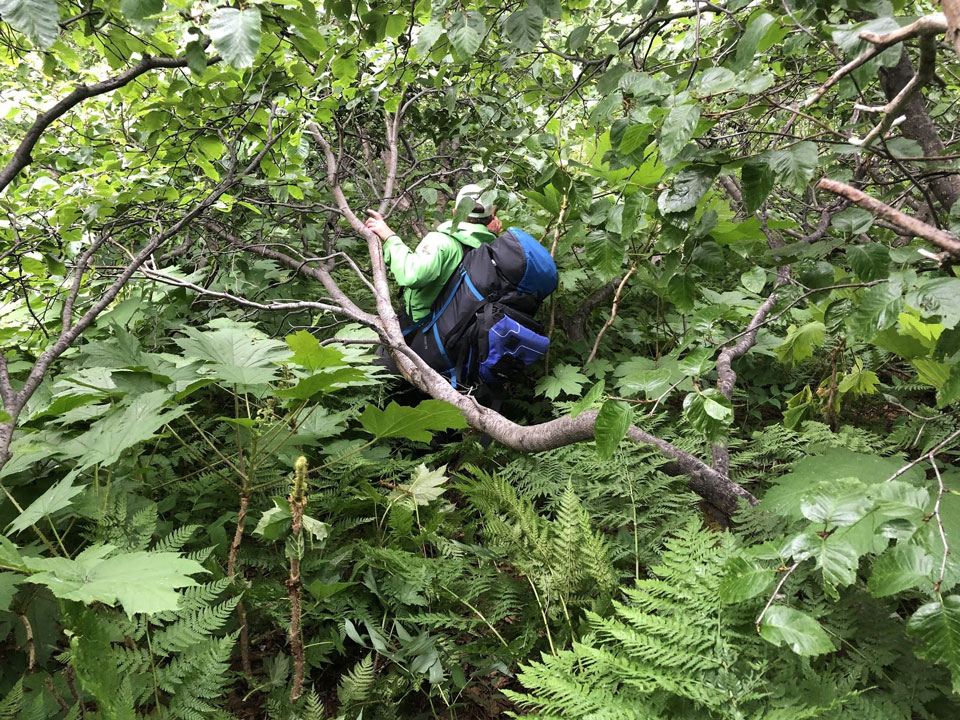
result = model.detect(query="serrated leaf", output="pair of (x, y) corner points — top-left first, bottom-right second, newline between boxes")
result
(209, 7), (262, 69)
(906, 277), (960, 329)
(719, 556), (773, 604)
(677, 348), (715, 377)
(770, 142), (818, 192)
(417, 21), (444, 54)
(667, 274), (697, 313)
(849, 283), (903, 338)
(732, 11), (776, 71)
(389, 464), (448, 507)
(594, 400), (632, 461)
(683, 390), (733, 442)
(62, 391), (188, 470)
(939, 364), (960, 408)
(254, 500), (292, 541)
(800, 477), (873, 526)
(584, 231), (624, 279)
(535, 363), (588, 400)
(868, 544), (934, 597)
(0, 0), (59, 49)
(185, 40), (208, 78)
(907, 596), (960, 692)
(29, 546), (206, 617)
(658, 164), (718, 214)
(360, 399), (467, 442)
(285, 330), (345, 370)
(276, 367), (366, 399)
(447, 10), (485, 57)
(8, 474), (83, 534)
(176, 325), (290, 386)
(847, 243), (889, 281)
(567, 25), (590, 52)
(659, 104), (700, 162)
(570, 379), (604, 419)
(837, 359), (879, 395)
(833, 208), (874, 234)
(0, 573), (22, 611)
(759, 605), (834, 656)
(741, 156), (774, 214)
(503, 6), (543, 51)
(695, 67), (736, 95)
(776, 322), (825, 365)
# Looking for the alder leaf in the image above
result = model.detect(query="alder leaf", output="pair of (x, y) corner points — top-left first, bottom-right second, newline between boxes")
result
(741, 155), (774, 214)
(659, 104), (700, 162)
(447, 10), (485, 57)
(0, 0), (59, 49)
(594, 400), (632, 460)
(770, 142), (818, 192)
(759, 605), (834, 656)
(682, 390), (733, 441)
(719, 556), (774, 604)
(776, 322), (825, 365)
(907, 596), (960, 692)
(503, 6), (543, 51)
(868, 544), (934, 597)
(658, 164), (718, 214)
(209, 7), (262, 69)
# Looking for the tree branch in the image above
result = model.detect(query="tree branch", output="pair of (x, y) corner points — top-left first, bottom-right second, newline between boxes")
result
(817, 178), (960, 256)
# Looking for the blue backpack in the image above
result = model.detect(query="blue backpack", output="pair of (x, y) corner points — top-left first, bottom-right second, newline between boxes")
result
(402, 227), (558, 389)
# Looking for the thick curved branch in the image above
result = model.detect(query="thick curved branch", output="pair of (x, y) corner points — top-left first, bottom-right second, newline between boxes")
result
(818, 178), (960, 256)
(0, 54), (216, 195)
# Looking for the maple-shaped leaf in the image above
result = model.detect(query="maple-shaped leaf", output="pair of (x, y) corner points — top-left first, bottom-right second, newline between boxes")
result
(360, 400), (466, 442)
(535, 363), (588, 400)
(388, 465), (448, 508)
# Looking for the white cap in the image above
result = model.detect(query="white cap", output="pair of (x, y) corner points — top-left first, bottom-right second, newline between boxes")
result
(455, 183), (494, 221)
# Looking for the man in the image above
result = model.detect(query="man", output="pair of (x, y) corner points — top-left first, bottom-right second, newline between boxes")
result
(364, 183), (502, 326)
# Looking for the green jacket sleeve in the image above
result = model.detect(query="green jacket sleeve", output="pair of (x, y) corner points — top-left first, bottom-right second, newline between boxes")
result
(382, 232), (456, 289)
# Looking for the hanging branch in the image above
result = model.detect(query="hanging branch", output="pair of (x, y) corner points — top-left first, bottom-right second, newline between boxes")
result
(817, 178), (960, 257)
(585, 264), (636, 365)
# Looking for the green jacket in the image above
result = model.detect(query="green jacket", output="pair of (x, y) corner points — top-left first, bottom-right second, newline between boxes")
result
(382, 220), (496, 322)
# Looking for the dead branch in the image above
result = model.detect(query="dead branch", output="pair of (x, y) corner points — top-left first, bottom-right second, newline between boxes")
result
(943, 0), (960, 60)
(817, 178), (960, 256)
(585, 265), (636, 365)
(802, 14), (947, 110)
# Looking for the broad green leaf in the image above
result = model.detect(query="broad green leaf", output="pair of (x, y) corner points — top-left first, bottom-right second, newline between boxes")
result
(594, 400), (632, 460)
(659, 104), (700, 162)
(535, 364), (588, 400)
(939, 364), (960, 408)
(847, 243), (890, 282)
(907, 277), (960, 329)
(447, 10), (485, 57)
(837, 359), (879, 395)
(584, 231), (624, 279)
(570, 379), (604, 419)
(741, 155), (775, 214)
(185, 40), (208, 77)
(360, 399), (467, 442)
(683, 390), (733, 442)
(677, 348), (715, 377)
(306, 579), (355, 601)
(29, 546), (206, 617)
(503, 6), (543, 51)
(567, 25), (590, 52)
(619, 71), (668, 97)
(8, 473), (83, 534)
(760, 449), (921, 520)
(776, 322), (825, 365)
(759, 605), (834, 656)
(119, 0), (162, 21)
(849, 283), (902, 338)
(800, 477), (874, 527)
(255, 499), (329, 542)
(285, 330), (347, 370)
(658, 165), (718, 214)
(833, 208), (874, 234)
(719, 556), (774, 604)
(770, 142), (818, 192)
(619, 125), (650, 156)
(589, 91), (622, 126)
(741, 267), (767, 294)
(732, 12), (776, 71)
(695, 67), (736, 95)
(416, 21), (444, 54)
(208, 8), (262, 69)
(176, 325), (290, 386)
(667, 274), (697, 313)
(276, 367), (367, 399)
(0, 573), (22, 611)
(63, 390), (189, 470)
(907, 596), (960, 692)
(868, 544), (934, 597)
(0, 534), (24, 569)
(389, 464), (448, 508)
(617, 368), (673, 398)
(0, 0), (59, 49)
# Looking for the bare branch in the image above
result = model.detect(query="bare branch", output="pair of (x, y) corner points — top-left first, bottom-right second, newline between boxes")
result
(585, 265), (636, 365)
(818, 178), (960, 256)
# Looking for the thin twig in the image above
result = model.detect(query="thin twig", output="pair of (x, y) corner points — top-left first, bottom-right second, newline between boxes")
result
(755, 562), (800, 632)
(585, 265), (636, 365)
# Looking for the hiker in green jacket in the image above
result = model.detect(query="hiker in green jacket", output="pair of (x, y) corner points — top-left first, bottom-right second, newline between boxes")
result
(365, 184), (502, 325)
